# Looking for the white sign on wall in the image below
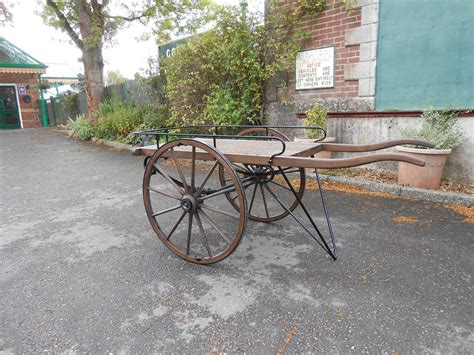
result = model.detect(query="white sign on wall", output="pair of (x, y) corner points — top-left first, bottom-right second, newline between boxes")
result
(295, 46), (335, 90)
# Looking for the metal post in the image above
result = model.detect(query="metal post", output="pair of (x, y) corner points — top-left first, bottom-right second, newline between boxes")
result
(38, 76), (48, 127)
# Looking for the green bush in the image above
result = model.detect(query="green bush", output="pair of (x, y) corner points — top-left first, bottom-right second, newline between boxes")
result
(62, 93), (79, 119)
(97, 101), (166, 143)
(68, 100), (165, 143)
(98, 100), (116, 117)
(401, 108), (464, 150)
(163, 6), (308, 127)
(68, 115), (98, 141)
(304, 103), (328, 139)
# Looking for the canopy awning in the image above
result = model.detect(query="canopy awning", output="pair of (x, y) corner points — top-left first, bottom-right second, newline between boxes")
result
(0, 36), (47, 74)
(41, 76), (79, 85)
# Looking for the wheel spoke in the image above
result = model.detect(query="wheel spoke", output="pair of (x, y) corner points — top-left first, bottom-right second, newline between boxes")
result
(279, 167), (301, 173)
(198, 176), (253, 202)
(148, 186), (181, 201)
(195, 212), (213, 257)
(248, 182), (258, 214)
(241, 180), (257, 190)
(264, 183), (288, 214)
(201, 203), (240, 219)
(191, 146), (196, 190)
(186, 213), (193, 255)
(199, 209), (230, 244)
(199, 184), (237, 201)
(269, 179), (293, 192)
(170, 148), (189, 192)
(231, 180), (254, 200)
(167, 211), (187, 241)
(232, 163), (250, 174)
(154, 164), (185, 196)
(244, 164), (256, 173)
(195, 161), (219, 196)
(152, 205), (182, 217)
(260, 184), (270, 218)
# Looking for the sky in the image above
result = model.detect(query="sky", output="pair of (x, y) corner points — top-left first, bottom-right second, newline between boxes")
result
(2, 0), (263, 79)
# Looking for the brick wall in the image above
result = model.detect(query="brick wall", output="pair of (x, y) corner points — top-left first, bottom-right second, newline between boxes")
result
(266, 0), (379, 128)
(0, 72), (43, 128)
(286, 0), (361, 102)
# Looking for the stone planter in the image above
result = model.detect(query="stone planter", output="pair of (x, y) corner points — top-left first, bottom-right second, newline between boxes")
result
(294, 137), (336, 173)
(396, 146), (452, 190)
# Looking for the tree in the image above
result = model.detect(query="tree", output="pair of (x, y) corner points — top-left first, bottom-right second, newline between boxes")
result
(71, 73), (86, 92)
(163, 3), (318, 126)
(105, 69), (126, 86)
(0, 1), (13, 26)
(41, 0), (215, 117)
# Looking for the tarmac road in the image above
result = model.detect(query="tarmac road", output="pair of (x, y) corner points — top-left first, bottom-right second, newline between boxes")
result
(0, 128), (472, 353)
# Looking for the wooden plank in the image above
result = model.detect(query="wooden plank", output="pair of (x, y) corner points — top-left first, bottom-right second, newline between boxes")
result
(136, 138), (323, 158)
(134, 145), (427, 169)
(132, 137), (435, 169)
(321, 139), (434, 152)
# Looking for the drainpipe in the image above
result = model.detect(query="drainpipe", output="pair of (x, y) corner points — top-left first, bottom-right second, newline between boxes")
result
(38, 75), (48, 127)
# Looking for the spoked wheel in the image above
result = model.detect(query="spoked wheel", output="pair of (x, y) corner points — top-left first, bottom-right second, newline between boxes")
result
(143, 139), (247, 264)
(219, 128), (306, 222)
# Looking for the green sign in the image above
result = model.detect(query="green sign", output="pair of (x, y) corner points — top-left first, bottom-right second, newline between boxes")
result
(158, 37), (193, 71)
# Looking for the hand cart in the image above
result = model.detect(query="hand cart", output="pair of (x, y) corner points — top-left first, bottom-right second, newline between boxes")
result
(133, 125), (434, 264)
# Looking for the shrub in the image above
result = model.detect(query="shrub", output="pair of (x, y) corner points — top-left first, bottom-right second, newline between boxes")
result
(163, 10), (265, 126)
(68, 115), (97, 141)
(98, 100), (116, 117)
(163, 6), (310, 127)
(97, 102), (147, 139)
(96, 101), (166, 144)
(401, 108), (464, 150)
(304, 103), (328, 139)
(62, 93), (80, 119)
(68, 100), (165, 143)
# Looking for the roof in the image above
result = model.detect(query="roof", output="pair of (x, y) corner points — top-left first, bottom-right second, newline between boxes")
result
(0, 36), (47, 74)
(41, 62), (80, 84)
(41, 76), (80, 85)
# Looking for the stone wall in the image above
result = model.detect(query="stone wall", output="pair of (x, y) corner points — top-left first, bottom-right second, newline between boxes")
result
(324, 114), (473, 182)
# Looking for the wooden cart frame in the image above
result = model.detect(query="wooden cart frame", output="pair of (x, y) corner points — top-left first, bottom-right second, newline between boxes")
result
(134, 125), (434, 264)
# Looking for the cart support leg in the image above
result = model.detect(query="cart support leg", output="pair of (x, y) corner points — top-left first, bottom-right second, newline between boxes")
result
(274, 167), (337, 260)
(314, 169), (337, 258)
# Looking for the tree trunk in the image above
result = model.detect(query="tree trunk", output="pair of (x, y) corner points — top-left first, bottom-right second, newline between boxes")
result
(76, 0), (105, 118)
(82, 45), (104, 116)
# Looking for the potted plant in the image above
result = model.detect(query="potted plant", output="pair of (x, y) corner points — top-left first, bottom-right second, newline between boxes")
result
(397, 108), (464, 189)
(294, 103), (336, 172)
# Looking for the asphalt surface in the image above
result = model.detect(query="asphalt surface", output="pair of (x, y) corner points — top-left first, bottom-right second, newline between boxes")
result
(0, 128), (472, 353)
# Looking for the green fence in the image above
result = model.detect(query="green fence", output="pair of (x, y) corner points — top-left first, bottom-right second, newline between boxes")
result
(39, 78), (163, 126)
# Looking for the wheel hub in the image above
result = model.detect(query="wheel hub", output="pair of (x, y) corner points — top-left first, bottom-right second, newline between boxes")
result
(251, 165), (275, 183)
(181, 194), (198, 212)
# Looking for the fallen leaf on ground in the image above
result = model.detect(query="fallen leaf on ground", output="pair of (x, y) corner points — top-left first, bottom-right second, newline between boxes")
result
(444, 204), (474, 223)
(392, 216), (419, 223)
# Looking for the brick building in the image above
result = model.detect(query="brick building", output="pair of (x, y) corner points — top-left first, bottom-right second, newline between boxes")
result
(266, 0), (473, 182)
(0, 37), (47, 129)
